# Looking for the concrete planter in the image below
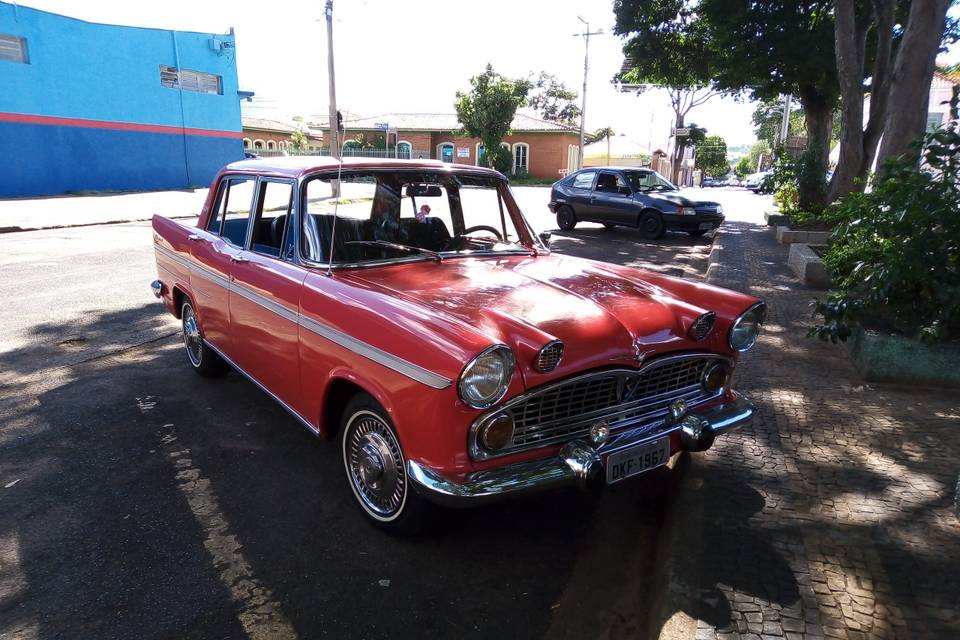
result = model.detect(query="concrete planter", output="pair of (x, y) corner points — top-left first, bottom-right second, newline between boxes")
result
(764, 209), (791, 227)
(787, 243), (831, 287)
(776, 226), (833, 245)
(849, 329), (960, 388)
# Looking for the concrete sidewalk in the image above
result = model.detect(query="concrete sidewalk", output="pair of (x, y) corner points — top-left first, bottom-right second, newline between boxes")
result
(0, 188), (209, 232)
(651, 223), (960, 640)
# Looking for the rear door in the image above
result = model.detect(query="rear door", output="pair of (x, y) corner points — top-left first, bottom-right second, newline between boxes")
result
(228, 178), (307, 412)
(189, 176), (256, 352)
(567, 170), (597, 220)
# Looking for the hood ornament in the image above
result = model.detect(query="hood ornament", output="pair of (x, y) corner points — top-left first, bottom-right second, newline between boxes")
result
(632, 336), (647, 366)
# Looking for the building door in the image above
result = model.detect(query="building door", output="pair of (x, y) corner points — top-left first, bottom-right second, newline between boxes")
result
(438, 143), (454, 163)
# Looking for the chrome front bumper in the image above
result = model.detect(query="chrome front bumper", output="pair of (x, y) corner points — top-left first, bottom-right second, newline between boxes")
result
(407, 393), (754, 508)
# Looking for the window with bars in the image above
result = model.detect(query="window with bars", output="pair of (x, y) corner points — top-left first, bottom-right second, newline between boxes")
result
(0, 34), (28, 63)
(159, 65), (222, 95)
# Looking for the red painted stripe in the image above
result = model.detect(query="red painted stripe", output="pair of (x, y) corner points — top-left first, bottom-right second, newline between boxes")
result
(0, 112), (242, 139)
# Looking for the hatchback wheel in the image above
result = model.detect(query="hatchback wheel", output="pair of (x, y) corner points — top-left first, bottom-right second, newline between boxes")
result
(341, 393), (429, 534)
(556, 206), (577, 231)
(181, 300), (229, 377)
(638, 211), (666, 240)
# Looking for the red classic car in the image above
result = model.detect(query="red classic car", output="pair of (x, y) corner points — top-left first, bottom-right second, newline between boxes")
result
(150, 157), (765, 532)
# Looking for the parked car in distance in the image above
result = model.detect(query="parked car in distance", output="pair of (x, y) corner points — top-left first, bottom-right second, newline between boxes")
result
(549, 167), (725, 239)
(743, 170), (773, 193)
(701, 176), (720, 187)
(151, 157), (764, 533)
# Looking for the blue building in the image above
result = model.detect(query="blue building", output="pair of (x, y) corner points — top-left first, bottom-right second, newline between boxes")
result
(0, 2), (245, 197)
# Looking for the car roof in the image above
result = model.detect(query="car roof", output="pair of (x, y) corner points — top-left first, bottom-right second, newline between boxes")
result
(223, 156), (505, 179)
(574, 166), (653, 173)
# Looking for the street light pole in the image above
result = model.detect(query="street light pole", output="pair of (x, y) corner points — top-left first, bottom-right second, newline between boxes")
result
(574, 17), (603, 171)
(325, 0), (339, 160)
(778, 93), (793, 149)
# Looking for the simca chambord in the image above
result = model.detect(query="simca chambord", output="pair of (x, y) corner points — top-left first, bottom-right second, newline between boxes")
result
(151, 157), (765, 532)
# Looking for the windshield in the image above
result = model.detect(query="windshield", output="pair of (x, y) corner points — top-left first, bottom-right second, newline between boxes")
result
(623, 170), (678, 192)
(300, 170), (534, 265)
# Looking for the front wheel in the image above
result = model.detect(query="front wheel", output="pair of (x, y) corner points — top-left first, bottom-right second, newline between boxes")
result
(556, 206), (577, 231)
(638, 211), (666, 240)
(341, 393), (429, 534)
(181, 300), (229, 377)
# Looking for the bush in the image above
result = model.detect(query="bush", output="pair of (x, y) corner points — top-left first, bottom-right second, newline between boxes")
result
(771, 147), (827, 216)
(810, 88), (960, 344)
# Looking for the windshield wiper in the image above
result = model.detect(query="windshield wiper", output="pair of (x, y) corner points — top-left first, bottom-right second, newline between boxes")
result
(344, 240), (442, 262)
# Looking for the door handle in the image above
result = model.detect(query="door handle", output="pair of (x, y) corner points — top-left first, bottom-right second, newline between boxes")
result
(230, 255), (249, 264)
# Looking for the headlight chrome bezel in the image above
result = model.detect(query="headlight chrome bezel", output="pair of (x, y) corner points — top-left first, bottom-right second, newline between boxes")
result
(458, 344), (516, 409)
(728, 302), (767, 352)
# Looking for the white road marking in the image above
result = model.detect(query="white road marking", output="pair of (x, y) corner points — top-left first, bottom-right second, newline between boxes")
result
(157, 424), (297, 640)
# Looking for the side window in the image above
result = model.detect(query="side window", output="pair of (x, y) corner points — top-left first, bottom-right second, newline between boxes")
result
(595, 172), (618, 192)
(221, 178), (256, 247)
(207, 181), (227, 234)
(572, 171), (596, 190)
(250, 181), (294, 258)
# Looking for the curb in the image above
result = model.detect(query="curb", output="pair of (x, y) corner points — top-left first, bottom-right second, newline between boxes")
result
(0, 214), (197, 235)
(704, 226), (729, 285)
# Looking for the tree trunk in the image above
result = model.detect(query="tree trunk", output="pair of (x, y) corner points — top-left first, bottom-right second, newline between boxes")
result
(828, 0), (868, 202)
(671, 115), (685, 185)
(875, 0), (951, 170)
(798, 87), (833, 211)
(860, 0), (896, 177)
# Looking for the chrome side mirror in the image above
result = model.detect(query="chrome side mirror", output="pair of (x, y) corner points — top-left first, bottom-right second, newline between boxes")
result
(539, 231), (552, 247)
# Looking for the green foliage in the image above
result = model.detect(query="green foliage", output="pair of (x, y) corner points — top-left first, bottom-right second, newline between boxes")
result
(734, 156), (752, 180)
(748, 141), (771, 171)
(288, 129), (308, 153)
(695, 135), (728, 177)
(810, 88), (960, 344)
(770, 147), (828, 216)
(527, 73), (580, 127)
(585, 127), (615, 145)
(455, 64), (530, 170)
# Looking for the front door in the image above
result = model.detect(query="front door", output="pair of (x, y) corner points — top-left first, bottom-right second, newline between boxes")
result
(590, 171), (636, 224)
(189, 176), (256, 352)
(439, 143), (454, 163)
(227, 178), (306, 412)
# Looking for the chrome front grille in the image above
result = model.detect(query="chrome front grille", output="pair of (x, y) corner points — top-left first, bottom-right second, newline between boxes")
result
(470, 354), (727, 459)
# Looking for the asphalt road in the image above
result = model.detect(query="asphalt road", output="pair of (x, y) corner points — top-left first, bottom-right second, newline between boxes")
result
(0, 186), (769, 640)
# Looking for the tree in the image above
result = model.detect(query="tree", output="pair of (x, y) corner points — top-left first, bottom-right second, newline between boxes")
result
(584, 127), (615, 145)
(527, 73), (581, 127)
(748, 141), (772, 172)
(455, 64), (530, 173)
(752, 98), (809, 149)
(615, 0), (839, 210)
(696, 135), (729, 177)
(735, 156), (752, 180)
(288, 129), (308, 154)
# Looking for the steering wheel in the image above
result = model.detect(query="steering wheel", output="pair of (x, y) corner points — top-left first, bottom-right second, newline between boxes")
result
(459, 225), (503, 241)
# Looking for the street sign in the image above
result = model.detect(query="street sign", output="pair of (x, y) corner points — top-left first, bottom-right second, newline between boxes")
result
(374, 122), (389, 130)
(674, 127), (690, 136)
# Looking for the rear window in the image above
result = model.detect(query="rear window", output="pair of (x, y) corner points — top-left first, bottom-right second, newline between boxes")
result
(572, 171), (596, 189)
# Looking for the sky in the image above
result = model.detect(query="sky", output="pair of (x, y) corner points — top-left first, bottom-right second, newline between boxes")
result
(15, 1), (960, 151)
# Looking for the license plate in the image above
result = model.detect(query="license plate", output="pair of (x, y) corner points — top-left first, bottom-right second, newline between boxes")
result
(699, 222), (714, 230)
(605, 437), (670, 484)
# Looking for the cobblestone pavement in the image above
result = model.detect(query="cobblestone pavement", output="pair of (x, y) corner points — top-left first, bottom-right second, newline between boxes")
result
(679, 222), (960, 640)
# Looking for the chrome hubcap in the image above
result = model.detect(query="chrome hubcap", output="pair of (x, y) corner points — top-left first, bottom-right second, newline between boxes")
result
(182, 306), (203, 367)
(346, 413), (405, 518)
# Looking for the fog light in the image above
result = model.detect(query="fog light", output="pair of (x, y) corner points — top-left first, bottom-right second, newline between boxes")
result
(481, 413), (515, 451)
(701, 362), (732, 394)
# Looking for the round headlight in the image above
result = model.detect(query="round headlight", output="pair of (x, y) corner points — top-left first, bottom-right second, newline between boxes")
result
(459, 345), (515, 409)
(701, 361), (732, 394)
(728, 302), (767, 352)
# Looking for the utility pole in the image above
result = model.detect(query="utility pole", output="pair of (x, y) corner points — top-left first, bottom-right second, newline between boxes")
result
(325, 0), (339, 159)
(574, 17), (603, 171)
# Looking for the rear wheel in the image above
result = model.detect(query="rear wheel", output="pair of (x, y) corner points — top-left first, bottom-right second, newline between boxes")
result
(638, 211), (666, 240)
(341, 393), (429, 534)
(556, 206), (577, 231)
(181, 300), (229, 377)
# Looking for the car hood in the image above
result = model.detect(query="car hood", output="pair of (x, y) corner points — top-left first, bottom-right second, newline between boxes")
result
(643, 191), (721, 208)
(341, 253), (734, 387)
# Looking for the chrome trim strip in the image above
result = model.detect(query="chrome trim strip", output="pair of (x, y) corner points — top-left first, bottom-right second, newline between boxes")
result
(469, 353), (732, 460)
(154, 242), (453, 390)
(203, 339), (320, 436)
